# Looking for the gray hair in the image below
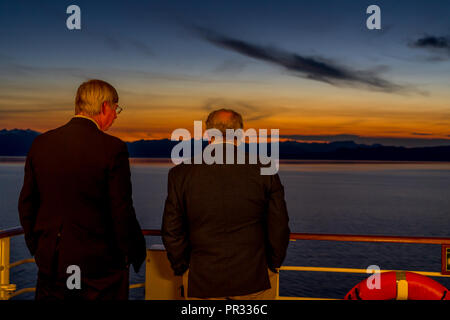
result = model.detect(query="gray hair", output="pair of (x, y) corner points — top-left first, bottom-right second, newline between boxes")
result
(75, 79), (118, 116)
(205, 108), (243, 135)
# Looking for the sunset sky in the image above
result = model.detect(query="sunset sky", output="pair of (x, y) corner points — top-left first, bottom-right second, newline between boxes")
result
(1, 0), (450, 147)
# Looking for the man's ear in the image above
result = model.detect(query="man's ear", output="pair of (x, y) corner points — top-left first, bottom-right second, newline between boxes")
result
(101, 101), (108, 114)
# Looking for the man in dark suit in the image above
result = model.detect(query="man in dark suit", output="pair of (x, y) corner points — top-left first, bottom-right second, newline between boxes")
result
(18, 79), (146, 300)
(162, 109), (290, 299)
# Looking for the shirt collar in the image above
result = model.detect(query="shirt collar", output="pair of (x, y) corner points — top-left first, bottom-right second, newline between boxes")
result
(73, 115), (100, 130)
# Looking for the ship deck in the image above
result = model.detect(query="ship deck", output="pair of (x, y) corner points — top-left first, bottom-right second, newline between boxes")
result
(1, 227), (450, 300)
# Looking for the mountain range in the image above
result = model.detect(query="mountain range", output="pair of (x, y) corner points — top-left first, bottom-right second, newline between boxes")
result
(1, 129), (450, 161)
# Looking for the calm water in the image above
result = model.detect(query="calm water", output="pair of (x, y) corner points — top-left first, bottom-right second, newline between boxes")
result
(1, 159), (450, 299)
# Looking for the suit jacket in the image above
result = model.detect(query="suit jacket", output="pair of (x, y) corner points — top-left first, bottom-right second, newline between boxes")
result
(18, 117), (146, 278)
(162, 144), (290, 298)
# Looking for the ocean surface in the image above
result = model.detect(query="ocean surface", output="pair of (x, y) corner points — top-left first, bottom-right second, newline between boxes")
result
(1, 158), (450, 299)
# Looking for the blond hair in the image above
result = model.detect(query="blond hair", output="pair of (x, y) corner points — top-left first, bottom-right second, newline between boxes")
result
(75, 80), (118, 116)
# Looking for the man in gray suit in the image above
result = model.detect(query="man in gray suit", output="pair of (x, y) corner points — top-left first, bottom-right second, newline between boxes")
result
(162, 108), (290, 299)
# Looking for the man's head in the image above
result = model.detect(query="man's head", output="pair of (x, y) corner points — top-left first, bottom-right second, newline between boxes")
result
(75, 79), (120, 131)
(205, 109), (243, 141)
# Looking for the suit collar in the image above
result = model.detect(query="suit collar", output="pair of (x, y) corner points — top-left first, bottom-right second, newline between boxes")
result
(69, 116), (101, 130)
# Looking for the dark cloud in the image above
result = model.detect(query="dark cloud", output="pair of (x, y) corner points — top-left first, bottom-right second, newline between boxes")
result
(412, 36), (450, 51)
(410, 35), (450, 59)
(411, 132), (433, 136)
(193, 26), (411, 94)
(281, 134), (450, 148)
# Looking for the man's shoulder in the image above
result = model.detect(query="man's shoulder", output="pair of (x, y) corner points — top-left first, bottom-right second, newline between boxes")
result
(99, 131), (127, 149)
(30, 124), (66, 146)
(30, 121), (127, 155)
(168, 162), (188, 176)
(167, 157), (273, 180)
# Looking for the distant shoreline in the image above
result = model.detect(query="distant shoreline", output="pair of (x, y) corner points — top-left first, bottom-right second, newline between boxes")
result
(2, 156), (450, 165)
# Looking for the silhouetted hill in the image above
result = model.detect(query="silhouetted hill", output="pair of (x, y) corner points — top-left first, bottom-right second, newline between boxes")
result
(126, 139), (181, 158)
(0, 129), (40, 156)
(1, 129), (450, 161)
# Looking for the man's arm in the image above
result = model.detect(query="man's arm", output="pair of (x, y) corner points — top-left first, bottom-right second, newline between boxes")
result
(161, 168), (190, 276)
(18, 144), (39, 256)
(108, 142), (146, 273)
(265, 173), (290, 271)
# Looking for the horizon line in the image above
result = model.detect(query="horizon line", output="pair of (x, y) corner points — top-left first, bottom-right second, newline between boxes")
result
(2, 127), (450, 148)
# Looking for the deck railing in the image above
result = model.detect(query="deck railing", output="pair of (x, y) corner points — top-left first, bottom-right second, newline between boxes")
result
(1, 227), (450, 300)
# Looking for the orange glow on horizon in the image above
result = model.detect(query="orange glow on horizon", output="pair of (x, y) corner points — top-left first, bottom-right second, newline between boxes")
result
(1, 82), (450, 144)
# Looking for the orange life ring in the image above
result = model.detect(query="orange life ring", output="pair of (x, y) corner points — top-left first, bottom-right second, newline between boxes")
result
(345, 271), (449, 300)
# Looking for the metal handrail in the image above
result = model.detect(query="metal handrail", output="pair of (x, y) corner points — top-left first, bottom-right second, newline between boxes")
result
(0, 227), (150, 300)
(280, 266), (450, 278)
(2, 227), (450, 244)
(289, 232), (450, 245)
(0, 227), (23, 240)
(2, 227), (450, 300)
